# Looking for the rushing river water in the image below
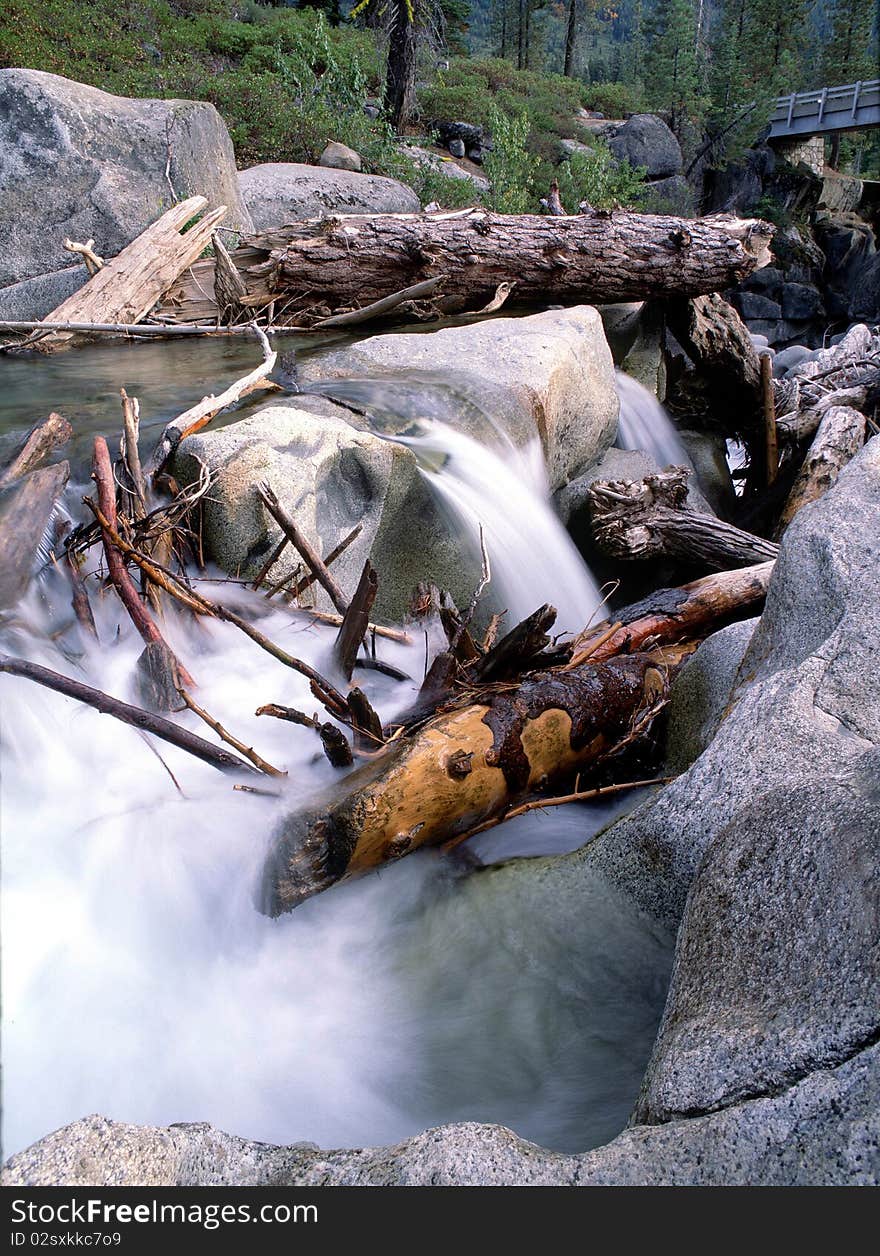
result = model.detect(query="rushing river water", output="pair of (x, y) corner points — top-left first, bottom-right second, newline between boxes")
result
(0, 336), (674, 1160)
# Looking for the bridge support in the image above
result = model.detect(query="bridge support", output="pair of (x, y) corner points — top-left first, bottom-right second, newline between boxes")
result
(773, 135), (825, 175)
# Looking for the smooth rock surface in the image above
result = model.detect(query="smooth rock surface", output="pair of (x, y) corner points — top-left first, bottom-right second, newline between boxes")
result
(239, 163), (420, 230)
(304, 307), (619, 493)
(318, 141), (362, 172)
(0, 69), (251, 287)
(397, 143), (489, 194)
(0, 266), (88, 321)
(6, 1038), (878, 1185)
(171, 402), (460, 621)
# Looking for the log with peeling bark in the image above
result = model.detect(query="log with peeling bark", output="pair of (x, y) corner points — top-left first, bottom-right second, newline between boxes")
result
(666, 293), (764, 429)
(588, 467), (779, 569)
(261, 559), (776, 913)
(20, 197), (226, 351)
(774, 405), (866, 538)
(155, 210), (774, 326)
(262, 651), (672, 915)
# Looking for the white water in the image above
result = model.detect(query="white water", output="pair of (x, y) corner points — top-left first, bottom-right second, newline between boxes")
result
(396, 421), (603, 638)
(1, 379), (671, 1163)
(614, 371), (691, 468)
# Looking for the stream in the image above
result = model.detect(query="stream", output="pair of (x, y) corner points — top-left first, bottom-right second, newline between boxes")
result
(0, 335), (676, 1160)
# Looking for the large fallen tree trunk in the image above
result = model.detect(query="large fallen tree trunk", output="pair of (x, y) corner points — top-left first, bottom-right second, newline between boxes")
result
(262, 560), (776, 914)
(588, 467), (779, 569)
(262, 652), (671, 915)
(156, 209), (774, 325)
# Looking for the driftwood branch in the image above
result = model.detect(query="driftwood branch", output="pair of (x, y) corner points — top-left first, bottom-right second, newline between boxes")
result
(256, 703), (354, 769)
(0, 654), (257, 775)
(311, 277), (445, 328)
(588, 467), (779, 569)
(256, 481), (349, 615)
(334, 560), (378, 680)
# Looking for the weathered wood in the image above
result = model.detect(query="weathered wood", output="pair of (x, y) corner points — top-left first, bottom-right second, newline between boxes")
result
(90, 437), (195, 692)
(34, 197), (227, 350)
(156, 210), (773, 325)
(262, 652), (671, 914)
(149, 327), (277, 475)
(334, 560), (378, 680)
(256, 703), (354, 769)
(567, 561), (774, 665)
(213, 232), (249, 323)
(54, 518), (98, 640)
(667, 293), (764, 428)
(775, 405), (866, 538)
(312, 277), (445, 328)
(0, 413), (72, 487)
(256, 482), (348, 616)
(588, 468), (779, 569)
(471, 604), (558, 683)
(0, 461), (69, 610)
(0, 653), (257, 775)
(761, 352), (778, 486)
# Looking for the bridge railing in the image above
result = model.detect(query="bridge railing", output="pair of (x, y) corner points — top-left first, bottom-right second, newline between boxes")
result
(769, 80), (880, 139)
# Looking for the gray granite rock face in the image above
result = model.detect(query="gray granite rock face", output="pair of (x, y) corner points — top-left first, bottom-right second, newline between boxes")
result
(608, 115), (683, 180)
(0, 265), (88, 321)
(0, 69), (252, 288)
(305, 306), (619, 494)
(6, 1039), (878, 1185)
(239, 163), (419, 230)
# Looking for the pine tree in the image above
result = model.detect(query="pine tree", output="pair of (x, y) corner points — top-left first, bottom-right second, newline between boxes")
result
(643, 0), (705, 135)
(821, 0), (878, 85)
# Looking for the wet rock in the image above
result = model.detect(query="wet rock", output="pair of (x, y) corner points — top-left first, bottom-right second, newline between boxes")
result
(7, 1040), (879, 1186)
(239, 163), (419, 230)
(663, 619), (758, 774)
(319, 141), (362, 172)
(171, 403), (460, 622)
(304, 306), (619, 493)
(0, 68), (251, 288)
(608, 115), (682, 180)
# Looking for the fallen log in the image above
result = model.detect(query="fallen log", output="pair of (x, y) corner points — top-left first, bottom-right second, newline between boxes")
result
(588, 467), (779, 570)
(156, 210), (774, 325)
(0, 654), (257, 776)
(25, 197), (227, 351)
(0, 413), (72, 487)
(774, 405), (866, 538)
(567, 561), (774, 665)
(0, 462), (69, 611)
(262, 651), (671, 914)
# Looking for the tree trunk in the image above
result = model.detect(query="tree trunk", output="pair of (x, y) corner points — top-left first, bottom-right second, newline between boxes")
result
(564, 0), (578, 76)
(157, 211), (774, 325)
(262, 652), (669, 914)
(384, 0), (418, 131)
(588, 467), (779, 569)
(666, 292), (764, 430)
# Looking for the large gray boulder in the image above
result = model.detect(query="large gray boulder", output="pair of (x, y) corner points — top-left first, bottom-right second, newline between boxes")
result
(6, 1039), (878, 1185)
(0, 265), (88, 322)
(0, 69), (252, 289)
(608, 115), (682, 180)
(239, 163), (420, 230)
(304, 306), (619, 494)
(172, 401), (458, 621)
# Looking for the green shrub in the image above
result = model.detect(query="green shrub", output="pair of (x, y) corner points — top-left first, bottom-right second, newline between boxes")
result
(484, 103), (540, 214)
(581, 81), (643, 119)
(556, 142), (647, 211)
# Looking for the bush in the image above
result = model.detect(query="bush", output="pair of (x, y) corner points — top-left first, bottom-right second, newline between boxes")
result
(484, 103), (540, 214)
(555, 142), (647, 211)
(581, 81), (643, 119)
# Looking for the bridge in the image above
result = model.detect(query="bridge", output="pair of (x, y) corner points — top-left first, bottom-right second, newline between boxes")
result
(769, 80), (880, 140)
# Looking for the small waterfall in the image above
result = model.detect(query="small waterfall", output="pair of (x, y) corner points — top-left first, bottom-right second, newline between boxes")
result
(614, 371), (690, 468)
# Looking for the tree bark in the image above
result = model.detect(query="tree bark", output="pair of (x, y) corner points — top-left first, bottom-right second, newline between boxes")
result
(157, 211), (774, 326)
(262, 652), (670, 914)
(564, 0), (578, 76)
(588, 467), (779, 569)
(384, 0), (418, 131)
(667, 292), (765, 429)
